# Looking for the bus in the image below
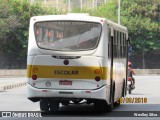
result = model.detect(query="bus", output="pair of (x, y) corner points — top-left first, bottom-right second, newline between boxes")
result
(27, 13), (128, 112)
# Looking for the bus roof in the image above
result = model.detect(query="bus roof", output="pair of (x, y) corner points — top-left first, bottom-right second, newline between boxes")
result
(31, 13), (127, 32)
(107, 19), (127, 31)
(31, 14), (105, 23)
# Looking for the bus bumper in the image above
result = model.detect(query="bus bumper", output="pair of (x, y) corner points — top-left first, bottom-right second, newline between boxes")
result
(27, 83), (109, 102)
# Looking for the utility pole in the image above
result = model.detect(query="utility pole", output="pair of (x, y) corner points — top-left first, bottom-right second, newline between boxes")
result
(44, 0), (46, 5)
(92, 0), (95, 10)
(68, 0), (71, 12)
(56, 0), (58, 10)
(95, 0), (98, 8)
(118, 0), (120, 24)
(80, 0), (82, 11)
(104, 0), (106, 4)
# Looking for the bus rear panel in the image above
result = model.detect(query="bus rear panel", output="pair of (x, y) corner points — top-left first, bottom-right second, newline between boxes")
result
(27, 18), (108, 102)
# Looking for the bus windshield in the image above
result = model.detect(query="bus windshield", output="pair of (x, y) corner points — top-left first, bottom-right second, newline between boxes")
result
(34, 21), (102, 51)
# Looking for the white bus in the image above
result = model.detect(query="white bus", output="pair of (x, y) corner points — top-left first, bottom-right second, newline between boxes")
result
(27, 13), (128, 112)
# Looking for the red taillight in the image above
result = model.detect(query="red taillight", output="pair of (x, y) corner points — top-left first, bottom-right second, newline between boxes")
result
(32, 75), (37, 80)
(95, 76), (101, 82)
(33, 18), (36, 21)
(100, 19), (104, 23)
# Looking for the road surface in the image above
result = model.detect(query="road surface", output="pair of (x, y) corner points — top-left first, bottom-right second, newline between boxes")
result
(0, 76), (160, 119)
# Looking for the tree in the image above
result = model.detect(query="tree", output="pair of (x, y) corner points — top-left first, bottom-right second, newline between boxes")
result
(79, 0), (160, 55)
(0, 0), (58, 60)
(121, 0), (160, 54)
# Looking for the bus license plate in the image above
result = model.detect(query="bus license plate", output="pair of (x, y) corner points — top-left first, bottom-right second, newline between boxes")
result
(59, 80), (72, 85)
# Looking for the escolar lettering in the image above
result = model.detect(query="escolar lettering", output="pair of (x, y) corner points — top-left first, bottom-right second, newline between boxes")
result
(54, 70), (78, 75)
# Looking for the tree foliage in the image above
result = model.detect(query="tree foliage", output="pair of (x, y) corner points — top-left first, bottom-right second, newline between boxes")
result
(121, 0), (160, 54)
(0, 0), (58, 60)
(0, 0), (160, 62)
(78, 0), (160, 55)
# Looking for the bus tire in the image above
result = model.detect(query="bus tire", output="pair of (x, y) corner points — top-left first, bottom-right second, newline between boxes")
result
(49, 100), (59, 111)
(40, 99), (49, 112)
(122, 79), (125, 97)
(107, 82), (115, 112)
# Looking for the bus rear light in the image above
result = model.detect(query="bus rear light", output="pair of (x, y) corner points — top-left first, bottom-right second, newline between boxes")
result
(100, 19), (104, 23)
(94, 69), (100, 74)
(33, 18), (36, 21)
(32, 75), (37, 80)
(95, 76), (101, 82)
(32, 68), (38, 74)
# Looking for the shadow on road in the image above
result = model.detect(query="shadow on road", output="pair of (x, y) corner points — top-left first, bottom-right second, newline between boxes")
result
(41, 104), (110, 117)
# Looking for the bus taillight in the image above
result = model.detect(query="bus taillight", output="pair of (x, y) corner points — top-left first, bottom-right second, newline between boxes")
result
(32, 75), (37, 80)
(95, 76), (101, 82)
(94, 69), (100, 74)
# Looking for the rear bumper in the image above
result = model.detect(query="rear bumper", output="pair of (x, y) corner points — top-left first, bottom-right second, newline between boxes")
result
(27, 83), (107, 101)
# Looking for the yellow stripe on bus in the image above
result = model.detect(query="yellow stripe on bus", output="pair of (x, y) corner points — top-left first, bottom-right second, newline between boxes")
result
(27, 65), (107, 80)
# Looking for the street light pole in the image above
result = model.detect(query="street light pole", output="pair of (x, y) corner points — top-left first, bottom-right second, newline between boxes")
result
(56, 0), (58, 10)
(80, 0), (82, 12)
(118, 0), (120, 24)
(68, 0), (71, 12)
(92, 0), (95, 10)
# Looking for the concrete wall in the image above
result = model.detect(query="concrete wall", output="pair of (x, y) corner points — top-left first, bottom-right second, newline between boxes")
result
(134, 69), (160, 75)
(0, 69), (26, 76)
(0, 69), (159, 76)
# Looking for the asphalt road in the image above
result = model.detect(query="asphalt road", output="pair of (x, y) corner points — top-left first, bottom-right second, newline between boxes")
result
(0, 76), (160, 119)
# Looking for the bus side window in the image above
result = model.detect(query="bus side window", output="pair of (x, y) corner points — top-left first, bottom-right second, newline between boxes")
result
(120, 32), (123, 58)
(113, 30), (117, 58)
(108, 28), (111, 58)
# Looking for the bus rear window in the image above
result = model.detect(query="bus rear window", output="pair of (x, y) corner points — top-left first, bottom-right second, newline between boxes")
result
(34, 21), (101, 51)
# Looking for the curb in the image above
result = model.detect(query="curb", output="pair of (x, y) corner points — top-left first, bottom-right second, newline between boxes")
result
(0, 82), (27, 91)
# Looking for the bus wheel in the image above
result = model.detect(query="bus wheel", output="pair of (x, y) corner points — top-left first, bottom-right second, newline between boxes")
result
(107, 83), (115, 112)
(94, 100), (107, 112)
(122, 79), (125, 97)
(49, 100), (59, 111)
(107, 95), (114, 112)
(40, 99), (49, 112)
